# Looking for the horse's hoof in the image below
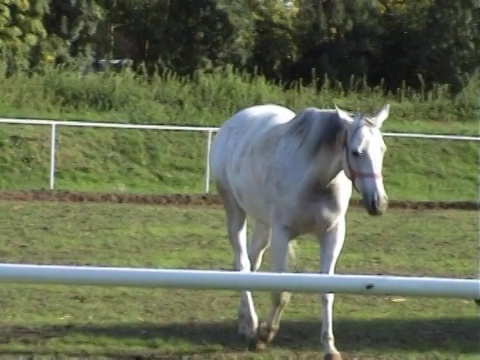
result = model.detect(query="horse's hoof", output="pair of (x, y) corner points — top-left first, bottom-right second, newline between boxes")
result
(246, 338), (267, 352)
(324, 353), (343, 360)
(257, 322), (278, 344)
(239, 333), (258, 349)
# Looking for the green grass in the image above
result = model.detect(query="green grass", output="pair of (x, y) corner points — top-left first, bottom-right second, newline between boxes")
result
(0, 201), (477, 359)
(0, 66), (478, 200)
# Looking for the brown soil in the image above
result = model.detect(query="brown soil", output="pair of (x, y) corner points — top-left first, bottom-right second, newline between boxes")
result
(0, 189), (477, 211)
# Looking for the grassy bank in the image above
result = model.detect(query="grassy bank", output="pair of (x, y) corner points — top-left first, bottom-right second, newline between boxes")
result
(0, 202), (477, 358)
(0, 66), (478, 200)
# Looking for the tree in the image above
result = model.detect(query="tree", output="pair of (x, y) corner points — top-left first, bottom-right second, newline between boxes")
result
(244, 0), (298, 79)
(43, 0), (105, 62)
(287, 0), (385, 88)
(0, 0), (49, 74)
(418, 0), (480, 91)
(102, 0), (248, 75)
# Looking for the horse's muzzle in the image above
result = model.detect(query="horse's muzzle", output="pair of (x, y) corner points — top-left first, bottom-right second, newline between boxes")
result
(364, 193), (388, 216)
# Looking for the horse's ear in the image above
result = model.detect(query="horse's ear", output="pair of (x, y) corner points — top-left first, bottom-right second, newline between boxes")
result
(335, 105), (353, 124)
(373, 104), (390, 128)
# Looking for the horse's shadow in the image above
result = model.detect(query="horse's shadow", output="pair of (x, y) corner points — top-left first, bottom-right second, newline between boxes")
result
(0, 317), (478, 357)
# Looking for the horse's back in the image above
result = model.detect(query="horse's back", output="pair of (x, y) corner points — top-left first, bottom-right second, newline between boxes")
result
(211, 104), (295, 186)
(216, 104), (295, 138)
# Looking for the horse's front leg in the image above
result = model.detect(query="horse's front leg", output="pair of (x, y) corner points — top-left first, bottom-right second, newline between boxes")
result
(318, 217), (346, 360)
(255, 224), (291, 350)
(218, 188), (259, 343)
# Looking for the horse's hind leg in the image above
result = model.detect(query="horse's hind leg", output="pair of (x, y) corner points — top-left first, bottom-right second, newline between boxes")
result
(216, 183), (258, 341)
(249, 220), (271, 272)
(249, 221), (295, 273)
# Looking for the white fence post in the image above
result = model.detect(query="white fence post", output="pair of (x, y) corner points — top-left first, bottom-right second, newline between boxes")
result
(205, 130), (213, 193)
(49, 123), (57, 190)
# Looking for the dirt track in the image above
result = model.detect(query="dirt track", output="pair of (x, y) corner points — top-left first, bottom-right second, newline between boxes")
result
(0, 189), (478, 211)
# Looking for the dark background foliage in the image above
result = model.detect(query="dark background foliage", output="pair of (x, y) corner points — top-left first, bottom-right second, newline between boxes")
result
(0, 0), (478, 92)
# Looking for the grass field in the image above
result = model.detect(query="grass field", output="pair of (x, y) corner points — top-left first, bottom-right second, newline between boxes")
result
(0, 66), (477, 359)
(0, 201), (478, 359)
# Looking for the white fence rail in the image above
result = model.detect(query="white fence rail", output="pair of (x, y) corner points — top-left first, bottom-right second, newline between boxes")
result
(0, 264), (478, 299)
(0, 118), (478, 193)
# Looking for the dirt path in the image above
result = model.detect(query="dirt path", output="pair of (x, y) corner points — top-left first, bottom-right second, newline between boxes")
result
(0, 189), (477, 210)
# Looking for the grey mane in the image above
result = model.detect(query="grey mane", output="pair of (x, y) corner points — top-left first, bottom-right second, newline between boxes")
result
(287, 107), (345, 156)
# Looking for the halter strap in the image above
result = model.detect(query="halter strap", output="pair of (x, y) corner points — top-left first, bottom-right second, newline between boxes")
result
(343, 125), (383, 183)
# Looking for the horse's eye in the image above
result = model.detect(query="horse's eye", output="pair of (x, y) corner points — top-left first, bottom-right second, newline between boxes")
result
(351, 150), (361, 157)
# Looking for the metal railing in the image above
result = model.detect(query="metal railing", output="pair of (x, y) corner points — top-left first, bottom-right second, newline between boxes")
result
(0, 117), (478, 193)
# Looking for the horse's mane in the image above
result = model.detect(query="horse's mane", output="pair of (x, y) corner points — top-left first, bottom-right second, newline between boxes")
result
(286, 108), (345, 156)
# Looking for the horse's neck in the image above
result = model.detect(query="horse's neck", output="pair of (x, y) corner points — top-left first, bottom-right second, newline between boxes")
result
(309, 149), (344, 188)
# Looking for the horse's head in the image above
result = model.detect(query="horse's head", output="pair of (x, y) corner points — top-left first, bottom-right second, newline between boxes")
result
(337, 104), (390, 216)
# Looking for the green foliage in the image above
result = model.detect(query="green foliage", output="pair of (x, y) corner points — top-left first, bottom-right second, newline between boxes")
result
(0, 0), (49, 73)
(1, 0), (479, 92)
(43, 0), (105, 60)
(93, 0), (476, 93)
(377, 0), (480, 92)
(97, 0), (251, 75)
(244, 0), (298, 78)
(418, 0), (480, 91)
(286, 0), (480, 92)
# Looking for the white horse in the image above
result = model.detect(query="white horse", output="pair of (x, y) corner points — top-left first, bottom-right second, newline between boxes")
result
(210, 103), (390, 360)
